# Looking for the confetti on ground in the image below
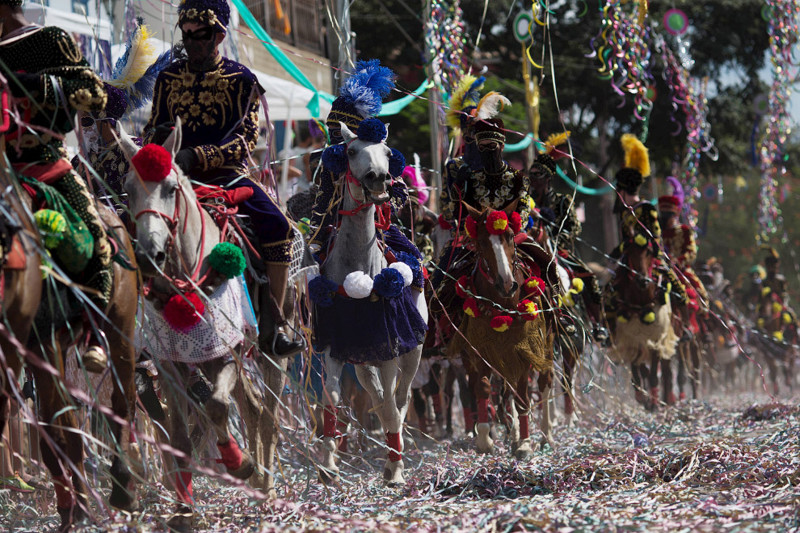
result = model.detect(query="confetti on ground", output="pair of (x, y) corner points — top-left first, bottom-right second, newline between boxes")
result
(2, 392), (798, 532)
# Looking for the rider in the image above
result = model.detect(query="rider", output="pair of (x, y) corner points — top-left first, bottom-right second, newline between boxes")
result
(0, 0), (113, 372)
(142, 0), (302, 357)
(528, 132), (606, 340)
(605, 134), (687, 328)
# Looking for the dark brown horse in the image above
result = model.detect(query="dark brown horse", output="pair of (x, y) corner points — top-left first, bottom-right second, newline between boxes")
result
(607, 233), (678, 409)
(30, 206), (138, 532)
(448, 203), (553, 459)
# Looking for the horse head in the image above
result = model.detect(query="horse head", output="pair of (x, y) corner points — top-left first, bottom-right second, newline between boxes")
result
(120, 117), (201, 278)
(622, 231), (659, 302)
(462, 200), (521, 298)
(339, 121), (394, 207)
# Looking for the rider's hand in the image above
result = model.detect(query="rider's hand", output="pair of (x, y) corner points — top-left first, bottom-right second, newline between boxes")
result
(151, 121), (176, 145)
(175, 148), (199, 174)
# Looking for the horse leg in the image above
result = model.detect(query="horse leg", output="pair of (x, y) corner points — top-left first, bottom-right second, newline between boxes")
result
(255, 354), (288, 496)
(562, 340), (578, 425)
(691, 340), (701, 399)
(319, 349), (344, 482)
(456, 362), (475, 435)
(632, 362), (646, 406)
(381, 356), (411, 486)
(231, 365), (264, 488)
(104, 313), (137, 512)
(514, 371), (535, 460)
(443, 364), (456, 436)
(537, 369), (554, 450)
(31, 342), (89, 532)
(662, 356), (676, 406)
(160, 361), (195, 532)
(469, 362), (494, 454)
(647, 351), (660, 410)
(676, 343), (687, 401)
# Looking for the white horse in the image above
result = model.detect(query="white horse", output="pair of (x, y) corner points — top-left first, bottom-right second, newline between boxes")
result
(314, 121), (426, 486)
(120, 118), (292, 528)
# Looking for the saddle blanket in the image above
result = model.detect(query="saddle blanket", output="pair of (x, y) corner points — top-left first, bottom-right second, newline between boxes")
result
(136, 276), (258, 363)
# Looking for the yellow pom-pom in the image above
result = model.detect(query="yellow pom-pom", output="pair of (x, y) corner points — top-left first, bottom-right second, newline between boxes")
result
(783, 312), (793, 324)
(465, 307), (476, 318)
(642, 311), (656, 324)
(762, 286), (772, 297)
(773, 330), (784, 342)
(666, 282), (672, 293)
(617, 315), (628, 324)
(571, 277), (584, 293)
(757, 318), (765, 328)
(493, 218), (508, 231)
(634, 234), (647, 247)
(772, 302), (783, 315)
(527, 197), (536, 211)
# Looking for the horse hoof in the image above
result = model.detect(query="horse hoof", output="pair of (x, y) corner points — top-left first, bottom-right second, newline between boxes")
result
(666, 392), (677, 406)
(108, 484), (137, 512)
(57, 504), (86, 533)
(513, 439), (534, 461)
(679, 392), (686, 401)
(383, 459), (405, 487)
(475, 423), (494, 453)
(318, 466), (340, 484)
(167, 505), (194, 533)
(226, 450), (256, 480)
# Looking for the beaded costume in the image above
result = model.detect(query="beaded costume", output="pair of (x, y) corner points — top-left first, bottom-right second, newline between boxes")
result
(0, 25), (113, 306)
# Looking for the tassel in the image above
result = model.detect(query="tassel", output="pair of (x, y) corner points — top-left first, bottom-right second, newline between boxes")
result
(518, 411), (530, 440)
(477, 398), (490, 424)
(323, 405), (338, 438)
(386, 432), (402, 462)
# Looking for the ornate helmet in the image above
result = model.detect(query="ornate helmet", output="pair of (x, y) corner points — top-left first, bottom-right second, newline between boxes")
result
(658, 176), (684, 215)
(326, 59), (395, 143)
(531, 131), (570, 177)
(615, 133), (650, 194)
(178, 0), (231, 34)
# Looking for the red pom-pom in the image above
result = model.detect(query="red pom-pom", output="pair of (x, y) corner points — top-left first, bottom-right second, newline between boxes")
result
(463, 297), (481, 318)
(132, 144), (173, 182)
(438, 213), (452, 230)
(486, 211), (509, 235)
(163, 291), (206, 332)
(517, 299), (540, 320)
(465, 215), (478, 239)
(523, 276), (546, 297)
(455, 275), (470, 299)
(510, 211), (522, 234)
(490, 314), (513, 332)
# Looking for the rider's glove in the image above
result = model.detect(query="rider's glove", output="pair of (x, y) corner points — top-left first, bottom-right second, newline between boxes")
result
(175, 148), (200, 174)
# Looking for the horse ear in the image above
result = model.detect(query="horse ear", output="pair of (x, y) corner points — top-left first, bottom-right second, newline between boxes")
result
(503, 199), (520, 216)
(162, 116), (183, 158)
(116, 123), (139, 160)
(460, 201), (481, 221)
(383, 123), (390, 142)
(340, 122), (357, 143)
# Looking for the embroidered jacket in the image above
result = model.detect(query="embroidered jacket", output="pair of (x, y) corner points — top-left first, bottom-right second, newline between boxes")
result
(441, 159), (533, 228)
(0, 26), (106, 166)
(143, 56), (262, 183)
(662, 224), (697, 269)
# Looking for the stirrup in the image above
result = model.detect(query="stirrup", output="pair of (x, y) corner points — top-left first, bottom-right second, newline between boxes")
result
(82, 345), (108, 374)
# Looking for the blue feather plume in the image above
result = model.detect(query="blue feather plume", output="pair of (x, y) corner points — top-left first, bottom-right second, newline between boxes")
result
(340, 59), (396, 118)
(465, 76), (486, 107)
(127, 49), (173, 110)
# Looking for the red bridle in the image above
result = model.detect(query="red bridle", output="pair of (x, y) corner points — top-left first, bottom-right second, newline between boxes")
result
(337, 167), (392, 231)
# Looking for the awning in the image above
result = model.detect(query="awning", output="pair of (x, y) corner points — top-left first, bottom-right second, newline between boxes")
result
(23, 4), (112, 41)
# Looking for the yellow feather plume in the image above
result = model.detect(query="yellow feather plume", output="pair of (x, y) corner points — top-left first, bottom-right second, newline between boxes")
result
(446, 74), (482, 132)
(544, 131), (570, 154)
(621, 133), (650, 178)
(108, 25), (156, 92)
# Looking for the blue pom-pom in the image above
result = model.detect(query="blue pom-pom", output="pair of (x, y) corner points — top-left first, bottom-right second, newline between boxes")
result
(321, 144), (348, 175)
(528, 215), (535, 229)
(389, 148), (406, 177)
(372, 267), (405, 299)
(389, 181), (408, 210)
(309, 276), (339, 307)
(356, 118), (387, 143)
(539, 207), (556, 223)
(395, 251), (423, 288)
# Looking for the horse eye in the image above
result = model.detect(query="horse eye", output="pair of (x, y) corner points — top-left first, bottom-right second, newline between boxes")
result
(347, 148), (355, 156)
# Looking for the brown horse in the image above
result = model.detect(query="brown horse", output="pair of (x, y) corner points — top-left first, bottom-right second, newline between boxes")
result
(448, 203), (553, 459)
(24, 201), (139, 531)
(607, 233), (678, 409)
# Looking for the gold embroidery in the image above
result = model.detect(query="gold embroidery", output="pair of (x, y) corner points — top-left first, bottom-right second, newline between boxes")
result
(189, 104), (201, 116)
(179, 91), (194, 106)
(216, 78), (229, 91)
(202, 112), (216, 126)
(198, 91), (213, 106)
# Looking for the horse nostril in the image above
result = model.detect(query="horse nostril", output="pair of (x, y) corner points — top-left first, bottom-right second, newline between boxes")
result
(154, 251), (166, 265)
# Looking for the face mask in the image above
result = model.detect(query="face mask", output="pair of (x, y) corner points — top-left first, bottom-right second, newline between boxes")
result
(183, 26), (219, 71)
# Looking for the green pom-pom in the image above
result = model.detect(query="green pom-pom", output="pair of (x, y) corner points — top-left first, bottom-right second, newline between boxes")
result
(34, 209), (66, 249)
(208, 242), (246, 279)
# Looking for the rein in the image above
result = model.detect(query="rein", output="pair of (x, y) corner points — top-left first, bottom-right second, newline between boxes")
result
(337, 167), (392, 231)
(134, 182), (209, 292)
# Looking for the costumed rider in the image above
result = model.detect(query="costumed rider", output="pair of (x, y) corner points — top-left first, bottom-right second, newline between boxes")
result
(0, 0), (113, 372)
(528, 131), (607, 341)
(658, 177), (710, 325)
(74, 21), (173, 203)
(142, 0), (303, 356)
(308, 59), (416, 256)
(756, 247), (798, 345)
(605, 134), (687, 330)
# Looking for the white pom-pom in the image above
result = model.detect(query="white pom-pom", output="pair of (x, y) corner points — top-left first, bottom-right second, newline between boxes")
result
(343, 271), (373, 299)
(389, 262), (414, 287)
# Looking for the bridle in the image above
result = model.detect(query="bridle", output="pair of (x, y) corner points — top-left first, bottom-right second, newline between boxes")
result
(133, 180), (209, 291)
(337, 166), (392, 231)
